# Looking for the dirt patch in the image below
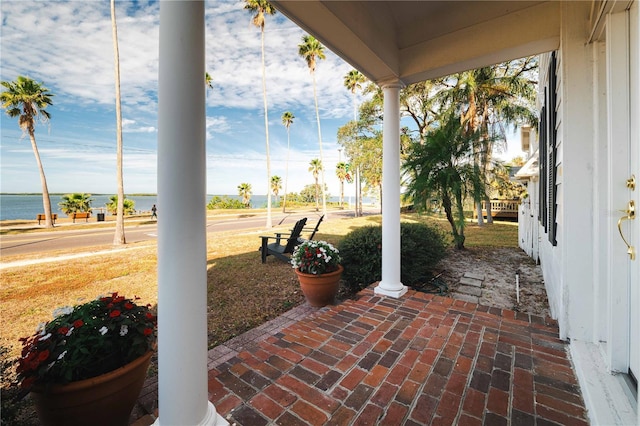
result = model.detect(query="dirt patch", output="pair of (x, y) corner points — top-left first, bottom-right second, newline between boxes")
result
(435, 246), (549, 318)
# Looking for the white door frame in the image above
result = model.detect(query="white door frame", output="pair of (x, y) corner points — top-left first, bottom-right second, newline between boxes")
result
(606, 7), (638, 383)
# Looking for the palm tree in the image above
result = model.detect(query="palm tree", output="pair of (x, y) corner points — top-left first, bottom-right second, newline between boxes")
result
(298, 35), (327, 217)
(309, 158), (322, 211)
(281, 111), (294, 212)
(111, 0), (126, 245)
(403, 113), (482, 249)
(344, 70), (366, 118)
(335, 162), (349, 207)
(0, 76), (54, 227)
(343, 69), (366, 217)
(106, 195), (136, 215)
(238, 182), (252, 208)
(271, 175), (282, 203)
(443, 59), (537, 224)
(58, 193), (93, 215)
(245, 0), (276, 228)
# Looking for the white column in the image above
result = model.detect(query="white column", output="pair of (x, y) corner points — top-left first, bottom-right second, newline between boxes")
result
(375, 82), (407, 298)
(156, 2), (227, 425)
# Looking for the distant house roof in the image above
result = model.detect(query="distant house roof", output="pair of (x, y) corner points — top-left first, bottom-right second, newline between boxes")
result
(515, 150), (539, 180)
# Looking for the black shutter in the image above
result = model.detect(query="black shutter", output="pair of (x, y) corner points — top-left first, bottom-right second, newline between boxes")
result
(548, 52), (558, 246)
(539, 101), (547, 230)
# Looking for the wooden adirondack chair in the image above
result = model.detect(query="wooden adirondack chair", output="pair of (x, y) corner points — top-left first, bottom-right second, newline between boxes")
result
(260, 218), (307, 263)
(299, 214), (324, 242)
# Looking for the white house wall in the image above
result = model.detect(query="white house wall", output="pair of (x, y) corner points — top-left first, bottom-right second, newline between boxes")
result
(530, 2), (639, 424)
(535, 51), (564, 332)
(534, 1), (606, 342)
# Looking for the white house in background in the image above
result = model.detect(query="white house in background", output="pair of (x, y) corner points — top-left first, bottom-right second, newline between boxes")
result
(515, 126), (541, 261)
(155, 2), (637, 424)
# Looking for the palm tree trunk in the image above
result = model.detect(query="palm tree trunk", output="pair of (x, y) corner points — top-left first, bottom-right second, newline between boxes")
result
(354, 167), (360, 217)
(29, 131), (53, 228)
(340, 180), (344, 207)
(473, 152), (484, 227)
(283, 129), (290, 213)
(476, 201), (484, 224)
(442, 193), (462, 248)
(314, 178), (319, 211)
(483, 139), (494, 223)
(111, 0), (126, 245)
(312, 71), (327, 217)
(261, 27), (272, 228)
(358, 167), (363, 216)
(455, 185), (466, 249)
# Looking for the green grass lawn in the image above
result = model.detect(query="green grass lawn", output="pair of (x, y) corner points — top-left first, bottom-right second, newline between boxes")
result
(0, 213), (517, 358)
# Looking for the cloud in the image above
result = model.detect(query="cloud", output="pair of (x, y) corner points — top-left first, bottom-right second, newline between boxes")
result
(1, 0), (369, 195)
(206, 116), (231, 135)
(122, 118), (156, 133)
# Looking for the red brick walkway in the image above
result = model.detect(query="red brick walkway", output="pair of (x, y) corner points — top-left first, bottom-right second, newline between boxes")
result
(207, 288), (589, 425)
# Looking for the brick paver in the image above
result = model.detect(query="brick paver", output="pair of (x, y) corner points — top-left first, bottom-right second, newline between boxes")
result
(203, 288), (588, 425)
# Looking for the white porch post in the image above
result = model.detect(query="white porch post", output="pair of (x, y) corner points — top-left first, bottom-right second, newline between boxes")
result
(375, 82), (407, 298)
(156, 2), (227, 425)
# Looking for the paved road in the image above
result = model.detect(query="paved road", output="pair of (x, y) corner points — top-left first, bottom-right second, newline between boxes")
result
(0, 210), (334, 258)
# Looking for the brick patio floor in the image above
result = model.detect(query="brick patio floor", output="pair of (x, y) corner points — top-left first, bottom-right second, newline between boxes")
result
(135, 287), (590, 425)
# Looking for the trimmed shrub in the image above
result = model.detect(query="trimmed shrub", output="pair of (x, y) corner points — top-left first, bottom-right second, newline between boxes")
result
(338, 225), (382, 293)
(207, 196), (246, 209)
(339, 222), (447, 292)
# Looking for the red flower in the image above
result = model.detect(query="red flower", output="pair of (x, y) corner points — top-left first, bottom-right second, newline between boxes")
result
(124, 302), (134, 310)
(37, 350), (50, 362)
(73, 319), (84, 328)
(143, 328), (153, 336)
(110, 310), (121, 318)
(58, 326), (70, 335)
(21, 376), (36, 389)
(113, 296), (125, 303)
(145, 312), (154, 320)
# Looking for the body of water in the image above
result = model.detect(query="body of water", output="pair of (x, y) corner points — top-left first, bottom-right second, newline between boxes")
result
(0, 194), (159, 221)
(0, 194), (362, 221)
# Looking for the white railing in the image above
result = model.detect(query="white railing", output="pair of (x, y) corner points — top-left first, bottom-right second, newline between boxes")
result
(474, 199), (520, 219)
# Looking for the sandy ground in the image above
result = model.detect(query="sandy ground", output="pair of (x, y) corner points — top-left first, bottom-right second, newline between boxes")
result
(436, 246), (550, 318)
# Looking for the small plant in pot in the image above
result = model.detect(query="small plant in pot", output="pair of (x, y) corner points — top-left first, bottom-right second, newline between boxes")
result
(16, 293), (157, 426)
(291, 240), (343, 307)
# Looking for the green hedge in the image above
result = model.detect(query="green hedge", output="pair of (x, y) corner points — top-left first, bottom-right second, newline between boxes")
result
(338, 222), (447, 292)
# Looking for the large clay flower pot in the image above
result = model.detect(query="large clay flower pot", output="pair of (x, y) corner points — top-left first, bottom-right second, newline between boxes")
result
(30, 351), (152, 426)
(295, 265), (344, 307)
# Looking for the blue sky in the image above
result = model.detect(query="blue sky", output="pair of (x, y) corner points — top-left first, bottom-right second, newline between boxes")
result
(1, 0), (523, 197)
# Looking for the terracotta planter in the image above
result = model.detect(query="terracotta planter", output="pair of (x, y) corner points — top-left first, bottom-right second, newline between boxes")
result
(295, 265), (343, 307)
(31, 351), (152, 426)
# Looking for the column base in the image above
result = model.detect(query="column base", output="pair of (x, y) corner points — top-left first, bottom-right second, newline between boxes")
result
(374, 282), (408, 298)
(153, 402), (228, 426)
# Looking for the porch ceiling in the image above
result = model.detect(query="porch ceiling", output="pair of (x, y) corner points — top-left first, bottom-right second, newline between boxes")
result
(272, 1), (561, 85)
